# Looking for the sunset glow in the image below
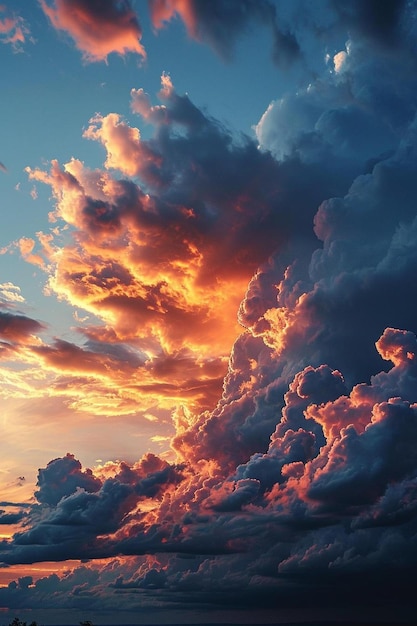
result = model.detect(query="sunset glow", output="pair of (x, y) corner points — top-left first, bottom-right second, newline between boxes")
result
(1, 1), (417, 624)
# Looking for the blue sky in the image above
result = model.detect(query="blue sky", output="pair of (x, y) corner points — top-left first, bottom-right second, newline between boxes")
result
(1, 0), (417, 624)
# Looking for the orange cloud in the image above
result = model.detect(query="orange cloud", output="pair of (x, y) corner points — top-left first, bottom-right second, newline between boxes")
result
(18, 237), (47, 268)
(0, 334), (226, 417)
(149, 0), (196, 34)
(0, 311), (45, 344)
(12, 78), (318, 447)
(0, 282), (25, 304)
(39, 0), (146, 62)
(148, 0), (299, 67)
(0, 6), (28, 48)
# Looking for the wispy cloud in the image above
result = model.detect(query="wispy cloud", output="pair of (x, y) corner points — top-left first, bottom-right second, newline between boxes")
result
(0, 5), (29, 49)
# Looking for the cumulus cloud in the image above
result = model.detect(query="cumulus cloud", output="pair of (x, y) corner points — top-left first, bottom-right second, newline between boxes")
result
(39, 0), (146, 62)
(3, 0), (417, 619)
(0, 283), (25, 305)
(331, 0), (407, 49)
(148, 0), (300, 67)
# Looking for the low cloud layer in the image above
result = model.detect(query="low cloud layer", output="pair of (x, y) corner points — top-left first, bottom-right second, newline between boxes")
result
(2, 327), (417, 614)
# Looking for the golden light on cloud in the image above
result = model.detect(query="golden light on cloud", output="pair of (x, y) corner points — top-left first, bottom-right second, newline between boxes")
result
(333, 49), (347, 73)
(1, 1), (417, 622)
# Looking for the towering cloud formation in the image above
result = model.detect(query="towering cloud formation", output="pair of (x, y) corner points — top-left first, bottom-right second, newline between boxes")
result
(2, 0), (417, 619)
(39, 0), (145, 61)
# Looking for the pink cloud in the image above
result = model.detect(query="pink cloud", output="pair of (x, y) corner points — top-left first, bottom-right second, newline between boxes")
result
(23, 76), (310, 416)
(39, 0), (146, 62)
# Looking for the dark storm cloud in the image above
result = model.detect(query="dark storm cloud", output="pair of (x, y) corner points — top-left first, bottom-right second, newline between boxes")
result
(5, 321), (417, 571)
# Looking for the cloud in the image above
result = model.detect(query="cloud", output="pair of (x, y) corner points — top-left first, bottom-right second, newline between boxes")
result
(35, 453), (102, 506)
(256, 39), (415, 170)
(148, 0), (300, 67)
(3, 1), (417, 618)
(0, 6), (28, 49)
(330, 0), (408, 49)
(0, 510), (27, 525)
(39, 0), (146, 62)
(0, 311), (45, 344)
(3, 324), (417, 554)
(0, 283), (25, 305)
(19, 73), (353, 417)
(0, 453), (184, 564)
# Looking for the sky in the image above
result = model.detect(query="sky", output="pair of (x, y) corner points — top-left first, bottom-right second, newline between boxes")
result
(1, 0), (417, 623)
